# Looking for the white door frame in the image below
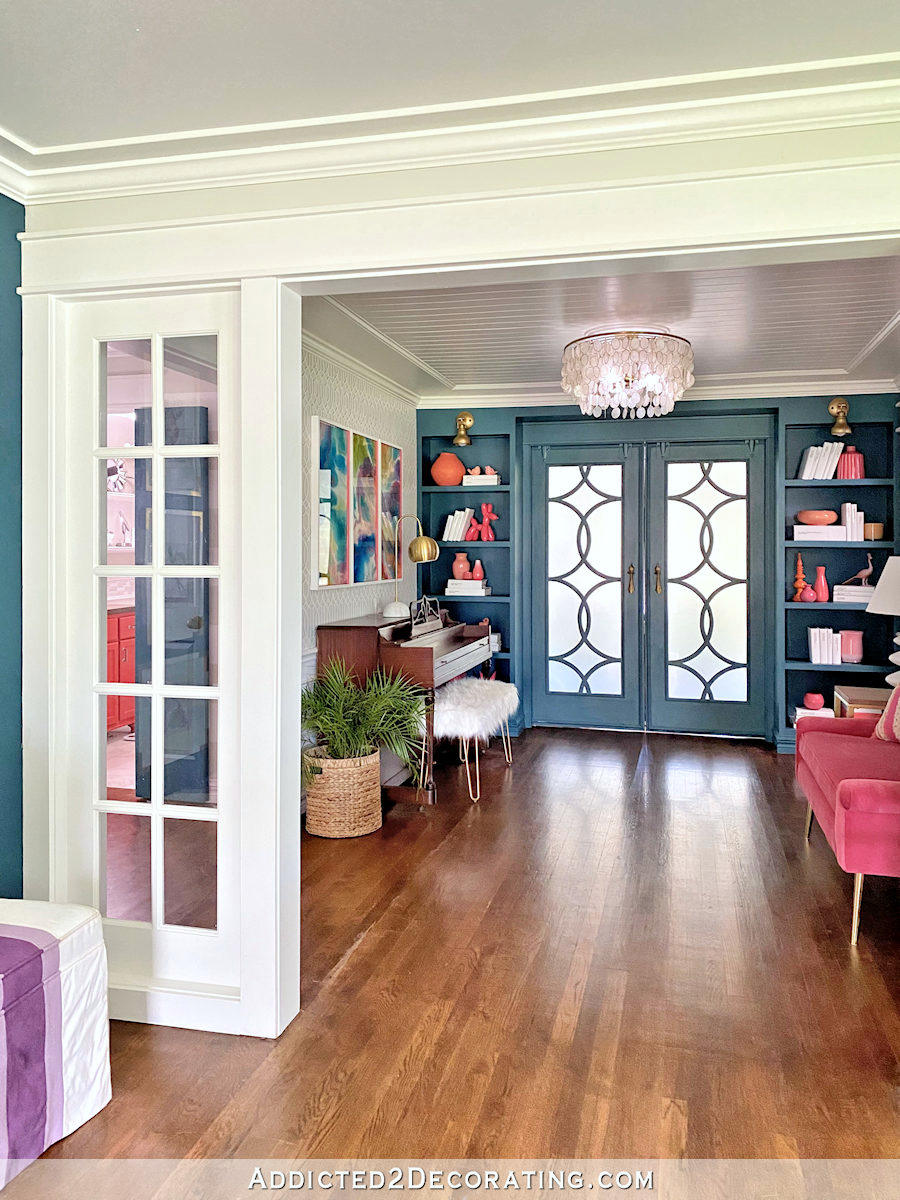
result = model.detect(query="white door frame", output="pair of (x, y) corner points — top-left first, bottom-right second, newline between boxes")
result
(22, 280), (302, 1037)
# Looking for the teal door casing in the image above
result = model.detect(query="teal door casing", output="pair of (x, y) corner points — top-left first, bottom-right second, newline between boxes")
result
(526, 416), (773, 738)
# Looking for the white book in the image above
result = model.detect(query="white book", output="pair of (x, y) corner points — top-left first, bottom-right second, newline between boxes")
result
(832, 632), (842, 664)
(462, 474), (499, 486)
(824, 442), (843, 479)
(806, 447), (823, 478)
(445, 510), (459, 540)
(445, 582), (490, 595)
(832, 585), (873, 602)
(808, 628), (819, 663)
(451, 508), (469, 540)
(459, 507), (475, 539)
(797, 447), (816, 480)
(441, 513), (455, 541)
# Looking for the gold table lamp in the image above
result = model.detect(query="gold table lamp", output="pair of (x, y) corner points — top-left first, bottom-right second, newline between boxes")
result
(382, 515), (439, 618)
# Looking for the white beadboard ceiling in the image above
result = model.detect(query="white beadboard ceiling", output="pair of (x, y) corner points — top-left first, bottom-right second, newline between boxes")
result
(315, 256), (900, 402)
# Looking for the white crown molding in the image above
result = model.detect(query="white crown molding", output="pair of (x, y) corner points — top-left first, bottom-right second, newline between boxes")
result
(301, 332), (419, 407)
(416, 376), (900, 409)
(321, 297), (455, 390)
(5, 57), (900, 205)
(845, 309), (900, 372)
(0, 156), (27, 205)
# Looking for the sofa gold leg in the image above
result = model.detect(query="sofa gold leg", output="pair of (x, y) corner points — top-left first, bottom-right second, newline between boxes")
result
(850, 873), (864, 945)
(803, 802), (814, 841)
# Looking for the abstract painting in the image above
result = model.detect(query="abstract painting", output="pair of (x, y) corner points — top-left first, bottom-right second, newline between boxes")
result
(317, 420), (349, 585)
(379, 441), (402, 581)
(352, 432), (378, 583)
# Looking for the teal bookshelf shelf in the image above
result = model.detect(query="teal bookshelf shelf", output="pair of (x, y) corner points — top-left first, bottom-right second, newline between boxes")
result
(784, 478), (894, 488)
(421, 484), (510, 493)
(785, 661), (884, 672)
(784, 540), (892, 549)
(439, 540), (510, 548)
(784, 601), (870, 610)
(439, 594), (510, 604)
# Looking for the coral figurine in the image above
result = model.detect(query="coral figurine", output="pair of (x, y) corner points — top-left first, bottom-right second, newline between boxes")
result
(464, 502), (500, 541)
(472, 559), (485, 580)
(793, 553), (807, 601)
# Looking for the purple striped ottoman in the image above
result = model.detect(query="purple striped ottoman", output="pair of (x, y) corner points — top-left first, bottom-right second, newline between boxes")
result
(0, 901), (110, 1189)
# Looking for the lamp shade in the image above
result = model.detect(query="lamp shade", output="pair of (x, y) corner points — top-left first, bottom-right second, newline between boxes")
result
(865, 556), (900, 615)
(409, 534), (439, 564)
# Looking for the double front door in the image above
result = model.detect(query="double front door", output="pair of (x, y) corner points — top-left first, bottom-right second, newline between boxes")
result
(529, 418), (771, 737)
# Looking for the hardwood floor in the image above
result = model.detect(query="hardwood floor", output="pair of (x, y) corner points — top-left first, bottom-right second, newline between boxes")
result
(48, 729), (899, 1159)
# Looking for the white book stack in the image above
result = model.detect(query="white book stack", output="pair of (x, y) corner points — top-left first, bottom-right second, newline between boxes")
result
(840, 503), (865, 542)
(807, 627), (843, 664)
(832, 584), (874, 603)
(440, 507), (475, 541)
(796, 442), (844, 480)
(792, 524), (846, 541)
(489, 631), (502, 652)
(445, 580), (491, 596)
(791, 706), (836, 726)
(462, 474), (499, 486)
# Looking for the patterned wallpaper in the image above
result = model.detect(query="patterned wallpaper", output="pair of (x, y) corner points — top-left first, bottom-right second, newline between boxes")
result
(301, 344), (418, 654)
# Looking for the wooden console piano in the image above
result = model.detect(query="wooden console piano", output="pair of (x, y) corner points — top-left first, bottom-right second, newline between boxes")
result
(316, 602), (493, 805)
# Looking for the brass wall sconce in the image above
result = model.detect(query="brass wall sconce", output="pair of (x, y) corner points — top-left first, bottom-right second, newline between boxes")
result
(828, 396), (851, 437)
(452, 411), (474, 446)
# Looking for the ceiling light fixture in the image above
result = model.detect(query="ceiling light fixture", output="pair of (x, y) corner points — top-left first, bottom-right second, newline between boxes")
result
(561, 327), (695, 419)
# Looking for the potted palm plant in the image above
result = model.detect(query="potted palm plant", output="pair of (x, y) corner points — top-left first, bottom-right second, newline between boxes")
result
(301, 659), (424, 837)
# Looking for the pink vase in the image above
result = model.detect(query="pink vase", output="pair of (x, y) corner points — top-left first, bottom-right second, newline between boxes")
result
(472, 559), (485, 581)
(840, 630), (863, 663)
(836, 445), (865, 480)
(451, 552), (470, 580)
(813, 565), (829, 602)
(803, 693), (825, 710)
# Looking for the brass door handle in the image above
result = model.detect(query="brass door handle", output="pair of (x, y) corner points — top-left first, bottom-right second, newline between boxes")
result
(654, 564), (663, 595)
(627, 563), (635, 594)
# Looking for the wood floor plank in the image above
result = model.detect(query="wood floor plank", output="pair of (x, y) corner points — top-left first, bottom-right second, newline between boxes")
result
(44, 729), (898, 1161)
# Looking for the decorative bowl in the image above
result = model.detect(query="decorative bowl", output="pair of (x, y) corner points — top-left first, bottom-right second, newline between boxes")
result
(802, 693), (825, 710)
(796, 509), (838, 526)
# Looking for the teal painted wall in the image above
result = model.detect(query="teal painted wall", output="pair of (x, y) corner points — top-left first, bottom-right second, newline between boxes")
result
(0, 194), (23, 897)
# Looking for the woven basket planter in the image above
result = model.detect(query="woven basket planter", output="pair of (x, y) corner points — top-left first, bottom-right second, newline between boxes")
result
(305, 747), (382, 838)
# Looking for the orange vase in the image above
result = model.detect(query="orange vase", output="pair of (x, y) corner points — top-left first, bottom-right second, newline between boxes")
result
(431, 452), (465, 486)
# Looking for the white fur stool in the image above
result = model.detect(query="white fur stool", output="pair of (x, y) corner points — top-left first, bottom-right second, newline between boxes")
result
(433, 678), (519, 801)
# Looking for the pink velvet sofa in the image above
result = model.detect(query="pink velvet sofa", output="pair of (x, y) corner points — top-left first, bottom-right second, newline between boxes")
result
(795, 715), (900, 944)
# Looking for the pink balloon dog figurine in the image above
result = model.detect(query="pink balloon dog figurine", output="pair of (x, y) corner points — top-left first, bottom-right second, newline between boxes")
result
(479, 502), (499, 541)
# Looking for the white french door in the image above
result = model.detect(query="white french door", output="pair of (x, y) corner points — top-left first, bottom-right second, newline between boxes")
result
(64, 292), (243, 1024)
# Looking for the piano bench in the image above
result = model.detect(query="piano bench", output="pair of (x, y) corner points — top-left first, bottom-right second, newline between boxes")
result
(433, 678), (519, 802)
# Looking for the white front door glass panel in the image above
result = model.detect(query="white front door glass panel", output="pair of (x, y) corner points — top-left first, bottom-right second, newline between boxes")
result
(67, 294), (239, 1006)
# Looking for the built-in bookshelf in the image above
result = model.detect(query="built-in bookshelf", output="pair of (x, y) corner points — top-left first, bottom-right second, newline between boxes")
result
(417, 427), (514, 686)
(776, 414), (899, 750)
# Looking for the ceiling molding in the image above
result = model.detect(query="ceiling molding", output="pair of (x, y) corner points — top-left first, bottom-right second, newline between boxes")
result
(301, 332), (419, 407)
(416, 376), (900, 409)
(845, 308), (900, 371)
(321, 297), (455, 390)
(0, 156), (27, 204)
(6, 57), (900, 205)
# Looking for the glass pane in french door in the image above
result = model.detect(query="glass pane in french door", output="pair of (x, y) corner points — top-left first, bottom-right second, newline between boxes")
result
(665, 459), (748, 702)
(546, 464), (623, 695)
(96, 333), (220, 931)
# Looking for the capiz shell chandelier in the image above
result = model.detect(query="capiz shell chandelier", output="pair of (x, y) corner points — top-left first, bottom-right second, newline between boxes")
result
(561, 327), (695, 419)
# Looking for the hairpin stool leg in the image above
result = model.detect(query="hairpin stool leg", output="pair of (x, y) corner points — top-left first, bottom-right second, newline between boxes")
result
(500, 719), (512, 765)
(462, 737), (481, 802)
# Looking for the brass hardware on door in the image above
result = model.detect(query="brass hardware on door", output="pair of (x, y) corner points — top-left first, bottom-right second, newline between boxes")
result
(187, 615), (204, 630)
(654, 564), (662, 594)
(627, 564), (635, 594)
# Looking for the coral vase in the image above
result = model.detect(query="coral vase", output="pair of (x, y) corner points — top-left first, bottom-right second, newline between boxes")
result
(431, 452), (466, 486)
(472, 559), (485, 580)
(452, 552), (471, 580)
(813, 566), (829, 603)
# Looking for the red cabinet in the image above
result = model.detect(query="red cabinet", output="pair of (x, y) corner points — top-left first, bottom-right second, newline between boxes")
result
(106, 609), (136, 732)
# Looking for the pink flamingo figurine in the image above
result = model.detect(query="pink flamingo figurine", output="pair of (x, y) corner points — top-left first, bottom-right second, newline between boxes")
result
(840, 553), (874, 586)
